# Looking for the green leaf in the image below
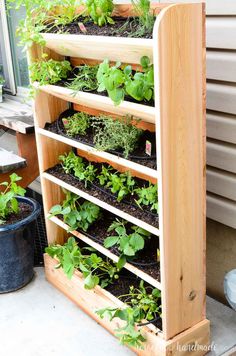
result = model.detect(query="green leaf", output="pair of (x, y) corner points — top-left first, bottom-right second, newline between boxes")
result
(104, 235), (119, 248)
(117, 255), (126, 270)
(84, 274), (99, 289)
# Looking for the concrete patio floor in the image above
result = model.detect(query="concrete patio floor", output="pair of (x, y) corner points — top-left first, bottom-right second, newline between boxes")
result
(0, 268), (236, 356)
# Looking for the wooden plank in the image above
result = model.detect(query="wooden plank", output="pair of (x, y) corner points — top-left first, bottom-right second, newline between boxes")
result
(207, 140), (236, 174)
(207, 193), (236, 229)
(42, 33), (153, 65)
(207, 82), (236, 116)
(0, 148), (26, 174)
(207, 111), (236, 144)
(42, 171), (159, 236)
(36, 84), (156, 124)
(49, 215), (162, 290)
(206, 17), (236, 49)
(45, 254), (210, 355)
(154, 3), (206, 339)
(36, 127), (157, 183)
(207, 167), (236, 201)
(206, 50), (236, 83)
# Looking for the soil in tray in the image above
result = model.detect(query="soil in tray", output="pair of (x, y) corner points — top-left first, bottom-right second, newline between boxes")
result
(46, 164), (159, 228)
(104, 271), (162, 330)
(44, 16), (153, 39)
(45, 115), (157, 170)
(72, 211), (160, 280)
(1, 202), (33, 226)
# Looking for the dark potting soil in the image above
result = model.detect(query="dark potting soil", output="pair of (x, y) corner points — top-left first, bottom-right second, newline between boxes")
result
(56, 68), (155, 108)
(47, 164), (159, 228)
(104, 273), (162, 330)
(1, 202), (33, 226)
(45, 115), (157, 170)
(44, 16), (153, 39)
(76, 212), (160, 280)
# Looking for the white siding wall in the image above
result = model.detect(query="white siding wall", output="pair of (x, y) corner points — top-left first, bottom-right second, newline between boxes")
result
(161, 0), (236, 228)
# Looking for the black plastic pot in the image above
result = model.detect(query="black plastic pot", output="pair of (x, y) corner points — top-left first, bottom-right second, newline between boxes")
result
(0, 197), (41, 293)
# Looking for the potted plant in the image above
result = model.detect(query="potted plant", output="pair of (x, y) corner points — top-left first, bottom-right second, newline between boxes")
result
(0, 75), (5, 103)
(0, 173), (41, 293)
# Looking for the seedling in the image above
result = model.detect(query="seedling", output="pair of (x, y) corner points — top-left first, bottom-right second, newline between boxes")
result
(0, 173), (26, 224)
(62, 112), (91, 136)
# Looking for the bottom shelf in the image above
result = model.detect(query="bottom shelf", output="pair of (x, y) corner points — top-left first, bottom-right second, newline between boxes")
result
(45, 254), (210, 356)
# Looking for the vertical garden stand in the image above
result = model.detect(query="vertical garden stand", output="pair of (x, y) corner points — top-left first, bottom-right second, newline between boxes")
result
(30, 2), (209, 354)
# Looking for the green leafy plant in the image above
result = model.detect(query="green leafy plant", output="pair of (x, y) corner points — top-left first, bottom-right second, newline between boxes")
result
(83, 0), (114, 26)
(0, 76), (5, 85)
(46, 236), (120, 288)
(96, 280), (161, 348)
(30, 57), (72, 86)
(49, 190), (100, 231)
(130, 0), (155, 37)
(62, 112), (91, 136)
(67, 64), (99, 93)
(0, 173), (26, 224)
(97, 56), (154, 105)
(135, 183), (158, 213)
(104, 219), (151, 265)
(59, 151), (97, 187)
(91, 116), (142, 158)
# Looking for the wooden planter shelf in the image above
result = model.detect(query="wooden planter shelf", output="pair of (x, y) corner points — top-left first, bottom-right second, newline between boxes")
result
(31, 2), (209, 355)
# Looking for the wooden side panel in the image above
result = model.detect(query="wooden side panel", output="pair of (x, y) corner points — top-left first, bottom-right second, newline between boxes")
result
(153, 4), (206, 339)
(45, 254), (210, 356)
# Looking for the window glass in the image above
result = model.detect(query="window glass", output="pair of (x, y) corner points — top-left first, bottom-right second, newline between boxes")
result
(8, 8), (29, 88)
(0, 16), (11, 89)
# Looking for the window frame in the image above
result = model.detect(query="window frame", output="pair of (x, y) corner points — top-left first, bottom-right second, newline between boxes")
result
(0, 0), (17, 95)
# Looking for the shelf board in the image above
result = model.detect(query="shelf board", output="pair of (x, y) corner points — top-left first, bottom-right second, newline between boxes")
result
(36, 127), (157, 184)
(42, 171), (159, 236)
(42, 33), (154, 65)
(49, 215), (162, 291)
(36, 84), (156, 124)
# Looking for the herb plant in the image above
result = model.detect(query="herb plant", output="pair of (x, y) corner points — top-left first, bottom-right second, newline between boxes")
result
(46, 236), (120, 288)
(130, 0), (155, 37)
(62, 112), (91, 136)
(97, 56), (154, 105)
(0, 173), (26, 224)
(91, 116), (142, 158)
(83, 0), (114, 26)
(67, 65), (99, 93)
(49, 190), (100, 231)
(30, 58), (72, 86)
(135, 183), (158, 213)
(96, 280), (161, 348)
(104, 219), (151, 264)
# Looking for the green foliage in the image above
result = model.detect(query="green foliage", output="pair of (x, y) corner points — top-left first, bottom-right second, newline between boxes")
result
(0, 173), (26, 224)
(96, 280), (161, 348)
(91, 116), (142, 158)
(135, 183), (158, 213)
(130, 0), (155, 37)
(104, 219), (151, 264)
(84, 0), (114, 26)
(67, 65), (99, 93)
(62, 112), (91, 136)
(59, 151), (97, 187)
(49, 190), (100, 231)
(97, 56), (154, 105)
(0, 76), (5, 85)
(46, 236), (120, 288)
(30, 58), (72, 85)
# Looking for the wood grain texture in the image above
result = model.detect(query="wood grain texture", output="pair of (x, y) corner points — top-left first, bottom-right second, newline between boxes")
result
(42, 171), (159, 236)
(153, 3), (207, 339)
(36, 84), (155, 124)
(45, 254), (210, 356)
(49, 215), (162, 290)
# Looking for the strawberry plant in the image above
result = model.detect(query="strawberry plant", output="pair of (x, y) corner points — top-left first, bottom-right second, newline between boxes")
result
(104, 219), (151, 265)
(135, 183), (158, 213)
(91, 115), (142, 158)
(46, 236), (120, 288)
(97, 56), (154, 105)
(62, 112), (91, 136)
(96, 280), (161, 348)
(0, 173), (26, 224)
(30, 57), (72, 85)
(49, 190), (100, 231)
